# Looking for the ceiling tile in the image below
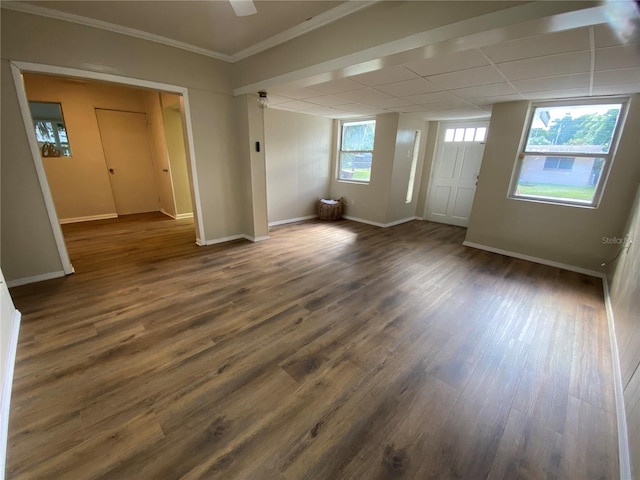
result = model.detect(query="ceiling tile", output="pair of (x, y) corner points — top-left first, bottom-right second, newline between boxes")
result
(594, 24), (626, 48)
(427, 65), (505, 90)
(275, 100), (322, 111)
(523, 88), (590, 100)
(426, 108), (490, 120)
(482, 28), (589, 63)
(595, 45), (640, 71)
(512, 73), (591, 93)
(335, 87), (392, 102)
(328, 111), (361, 119)
(394, 105), (429, 113)
(271, 87), (324, 100)
(592, 83), (640, 95)
(376, 78), (441, 96)
(307, 95), (352, 107)
(594, 67), (640, 87)
(266, 95), (293, 106)
(310, 78), (363, 94)
(404, 49), (489, 76)
(496, 50), (591, 81)
(367, 97), (414, 108)
(450, 82), (518, 99)
(402, 91), (458, 105)
(333, 103), (383, 115)
(349, 66), (418, 86)
(303, 107), (343, 117)
(412, 99), (472, 111)
(468, 94), (524, 106)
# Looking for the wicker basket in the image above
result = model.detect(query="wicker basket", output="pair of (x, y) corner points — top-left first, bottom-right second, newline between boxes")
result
(317, 197), (344, 221)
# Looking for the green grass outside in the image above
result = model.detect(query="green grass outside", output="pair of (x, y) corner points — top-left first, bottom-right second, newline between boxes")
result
(517, 183), (595, 201)
(341, 168), (371, 181)
(352, 169), (371, 181)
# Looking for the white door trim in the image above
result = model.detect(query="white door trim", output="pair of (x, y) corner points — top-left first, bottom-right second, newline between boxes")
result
(424, 120), (489, 227)
(9, 61), (207, 263)
(10, 63), (74, 274)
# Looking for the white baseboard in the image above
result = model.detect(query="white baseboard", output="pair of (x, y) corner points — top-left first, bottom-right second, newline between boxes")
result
(6, 270), (66, 288)
(462, 241), (605, 278)
(203, 234), (246, 246)
(59, 213), (117, 224)
(203, 233), (269, 246)
(245, 235), (270, 243)
(160, 208), (175, 219)
(343, 215), (420, 228)
(1, 309), (21, 479)
(161, 209), (194, 220)
(342, 215), (386, 227)
(602, 278), (631, 480)
(385, 216), (420, 227)
(268, 215), (317, 227)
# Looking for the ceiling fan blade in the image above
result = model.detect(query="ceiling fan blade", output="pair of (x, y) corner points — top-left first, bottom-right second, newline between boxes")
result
(229, 0), (257, 17)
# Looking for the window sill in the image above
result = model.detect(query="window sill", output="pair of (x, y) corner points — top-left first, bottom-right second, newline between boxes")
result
(337, 179), (370, 186)
(508, 194), (597, 209)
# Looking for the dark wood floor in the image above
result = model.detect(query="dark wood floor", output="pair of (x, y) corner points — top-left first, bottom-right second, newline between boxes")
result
(7, 212), (617, 479)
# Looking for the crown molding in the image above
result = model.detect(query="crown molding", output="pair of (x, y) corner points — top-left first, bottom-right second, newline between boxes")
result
(228, 0), (380, 62)
(1, 1), (234, 61)
(1, 0), (378, 64)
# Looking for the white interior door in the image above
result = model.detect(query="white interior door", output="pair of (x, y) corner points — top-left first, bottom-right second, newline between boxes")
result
(96, 109), (159, 215)
(425, 121), (488, 227)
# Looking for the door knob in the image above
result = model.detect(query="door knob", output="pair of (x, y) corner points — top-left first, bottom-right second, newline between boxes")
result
(109, 168), (115, 174)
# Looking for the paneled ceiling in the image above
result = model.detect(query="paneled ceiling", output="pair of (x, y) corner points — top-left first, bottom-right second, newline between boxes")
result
(3, 1), (639, 121)
(268, 25), (640, 120)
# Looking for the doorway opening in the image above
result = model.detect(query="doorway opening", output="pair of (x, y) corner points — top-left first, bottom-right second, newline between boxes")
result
(12, 61), (205, 274)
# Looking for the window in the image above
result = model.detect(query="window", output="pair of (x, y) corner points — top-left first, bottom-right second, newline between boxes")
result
(405, 130), (421, 203)
(338, 120), (376, 183)
(511, 99), (626, 206)
(29, 102), (72, 156)
(444, 126), (486, 143)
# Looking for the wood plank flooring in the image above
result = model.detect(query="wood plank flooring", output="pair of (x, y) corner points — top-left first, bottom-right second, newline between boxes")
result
(7, 213), (618, 479)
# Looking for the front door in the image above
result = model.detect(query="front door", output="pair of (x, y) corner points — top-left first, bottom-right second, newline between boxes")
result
(96, 109), (159, 215)
(425, 121), (488, 227)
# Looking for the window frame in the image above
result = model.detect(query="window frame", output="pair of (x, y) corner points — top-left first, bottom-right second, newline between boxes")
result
(337, 118), (376, 184)
(509, 97), (629, 208)
(29, 101), (73, 157)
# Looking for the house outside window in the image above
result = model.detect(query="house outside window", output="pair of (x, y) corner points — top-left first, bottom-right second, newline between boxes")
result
(511, 99), (627, 206)
(543, 157), (574, 171)
(338, 119), (376, 183)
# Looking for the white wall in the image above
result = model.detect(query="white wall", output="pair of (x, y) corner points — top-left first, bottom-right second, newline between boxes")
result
(162, 105), (193, 217)
(0, 268), (20, 478)
(386, 115), (427, 224)
(416, 121), (439, 220)
(264, 109), (332, 224)
(465, 96), (640, 272)
(234, 94), (268, 240)
(609, 183), (640, 478)
(330, 113), (398, 225)
(145, 91), (176, 218)
(329, 112), (427, 226)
